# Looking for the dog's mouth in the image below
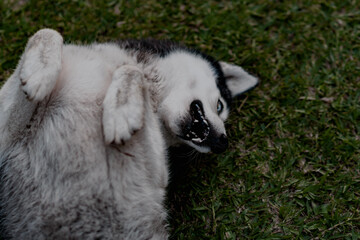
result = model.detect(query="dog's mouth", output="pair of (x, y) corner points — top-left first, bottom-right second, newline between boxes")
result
(176, 100), (228, 153)
(182, 100), (210, 144)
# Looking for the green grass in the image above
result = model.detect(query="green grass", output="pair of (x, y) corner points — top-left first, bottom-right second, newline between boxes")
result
(1, 0), (360, 239)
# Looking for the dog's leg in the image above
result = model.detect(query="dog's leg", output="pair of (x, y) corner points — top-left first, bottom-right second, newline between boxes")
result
(102, 65), (146, 145)
(0, 29), (63, 149)
(20, 29), (63, 102)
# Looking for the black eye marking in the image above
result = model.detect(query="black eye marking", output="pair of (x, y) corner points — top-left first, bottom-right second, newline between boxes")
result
(217, 99), (224, 114)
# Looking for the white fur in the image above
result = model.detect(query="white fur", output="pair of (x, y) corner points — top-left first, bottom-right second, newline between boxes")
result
(20, 29), (63, 102)
(0, 29), (168, 239)
(103, 66), (146, 144)
(155, 51), (229, 152)
(220, 61), (259, 97)
(0, 29), (258, 238)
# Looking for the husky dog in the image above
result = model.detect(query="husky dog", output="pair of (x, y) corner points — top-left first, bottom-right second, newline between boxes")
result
(118, 39), (258, 153)
(0, 29), (257, 239)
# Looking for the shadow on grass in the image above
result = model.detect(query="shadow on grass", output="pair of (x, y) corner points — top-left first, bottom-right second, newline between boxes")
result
(166, 145), (217, 239)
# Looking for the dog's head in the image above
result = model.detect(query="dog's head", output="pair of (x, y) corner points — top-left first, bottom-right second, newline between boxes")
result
(155, 50), (258, 153)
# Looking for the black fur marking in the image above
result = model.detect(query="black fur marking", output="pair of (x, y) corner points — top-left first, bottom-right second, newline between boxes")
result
(118, 39), (232, 107)
(118, 39), (183, 58)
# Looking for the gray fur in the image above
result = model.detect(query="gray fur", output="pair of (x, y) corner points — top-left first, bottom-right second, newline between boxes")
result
(0, 29), (258, 239)
(0, 29), (168, 239)
(1, 98), (168, 239)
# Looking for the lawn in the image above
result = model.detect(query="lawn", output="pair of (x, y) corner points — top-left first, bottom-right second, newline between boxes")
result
(1, 0), (360, 239)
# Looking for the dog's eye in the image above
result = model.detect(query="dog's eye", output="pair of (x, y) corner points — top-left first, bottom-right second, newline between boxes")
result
(217, 100), (223, 114)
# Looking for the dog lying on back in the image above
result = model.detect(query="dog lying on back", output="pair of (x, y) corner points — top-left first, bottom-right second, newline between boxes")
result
(0, 29), (258, 239)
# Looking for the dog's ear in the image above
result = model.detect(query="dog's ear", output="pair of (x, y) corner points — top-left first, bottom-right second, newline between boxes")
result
(220, 62), (258, 97)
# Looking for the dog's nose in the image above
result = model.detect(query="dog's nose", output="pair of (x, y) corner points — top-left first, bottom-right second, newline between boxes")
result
(211, 134), (228, 153)
(220, 134), (228, 145)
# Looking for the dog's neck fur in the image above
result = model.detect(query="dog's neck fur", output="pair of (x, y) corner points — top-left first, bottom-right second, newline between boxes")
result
(142, 60), (182, 147)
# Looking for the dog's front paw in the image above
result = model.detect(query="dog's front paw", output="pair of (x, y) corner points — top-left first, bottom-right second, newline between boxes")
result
(19, 29), (63, 102)
(103, 66), (146, 145)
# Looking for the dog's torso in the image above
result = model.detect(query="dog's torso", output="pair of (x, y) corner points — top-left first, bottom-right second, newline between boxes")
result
(0, 28), (258, 239)
(0, 33), (168, 239)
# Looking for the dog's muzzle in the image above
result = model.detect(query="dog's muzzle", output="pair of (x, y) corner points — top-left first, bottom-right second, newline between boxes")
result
(183, 100), (210, 143)
(208, 133), (228, 153)
(180, 100), (229, 153)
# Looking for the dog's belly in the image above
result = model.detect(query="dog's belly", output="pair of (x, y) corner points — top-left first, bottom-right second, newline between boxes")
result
(0, 41), (168, 239)
(54, 44), (137, 103)
(0, 98), (167, 238)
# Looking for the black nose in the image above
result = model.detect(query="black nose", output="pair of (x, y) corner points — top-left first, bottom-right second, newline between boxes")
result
(211, 134), (228, 154)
